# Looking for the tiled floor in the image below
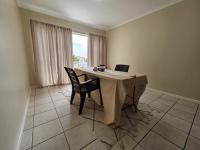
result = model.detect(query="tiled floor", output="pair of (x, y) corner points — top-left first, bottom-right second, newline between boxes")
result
(20, 85), (200, 150)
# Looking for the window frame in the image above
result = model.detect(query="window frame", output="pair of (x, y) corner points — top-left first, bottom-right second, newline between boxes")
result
(72, 32), (89, 68)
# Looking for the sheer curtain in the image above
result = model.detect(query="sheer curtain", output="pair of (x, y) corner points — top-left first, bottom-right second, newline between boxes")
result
(88, 33), (107, 67)
(31, 20), (72, 87)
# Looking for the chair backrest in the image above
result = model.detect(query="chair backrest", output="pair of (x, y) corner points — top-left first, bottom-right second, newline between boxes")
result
(64, 67), (80, 91)
(115, 64), (129, 72)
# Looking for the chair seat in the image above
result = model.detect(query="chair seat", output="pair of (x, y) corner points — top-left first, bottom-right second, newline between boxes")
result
(64, 67), (103, 114)
(80, 81), (99, 92)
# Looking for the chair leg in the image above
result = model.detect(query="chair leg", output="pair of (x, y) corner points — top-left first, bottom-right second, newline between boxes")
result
(133, 101), (138, 112)
(99, 89), (103, 106)
(79, 92), (86, 115)
(70, 90), (75, 104)
(88, 92), (91, 98)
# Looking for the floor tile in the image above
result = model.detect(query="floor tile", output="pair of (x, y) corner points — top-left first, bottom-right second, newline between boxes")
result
(143, 90), (162, 99)
(54, 99), (70, 108)
(51, 93), (66, 101)
(35, 102), (54, 114)
(185, 136), (200, 150)
(149, 101), (171, 112)
(49, 90), (63, 96)
(65, 123), (97, 150)
(168, 107), (195, 123)
(111, 135), (137, 150)
(194, 115), (200, 126)
(160, 94), (178, 102)
(63, 91), (72, 97)
(82, 139), (110, 150)
(196, 106), (200, 116)
(33, 134), (69, 150)
(133, 145), (145, 150)
(94, 121), (117, 145)
(137, 103), (165, 119)
(27, 107), (34, 117)
(162, 114), (191, 133)
(34, 109), (58, 126)
(150, 109), (165, 119)
(156, 98), (176, 107)
(24, 116), (34, 130)
(140, 132), (180, 150)
(118, 116), (132, 130)
(36, 89), (49, 95)
(81, 108), (94, 119)
(139, 96), (156, 104)
(153, 121), (187, 148)
(177, 100), (198, 108)
(35, 94), (51, 100)
(60, 113), (85, 131)
(173, 103), (197, 114)
(20, 129), (32, 150)
(95, 110), (104, 122)
(33, 119), (63, 145)
(35, 98), (52, 106)
(138, 115), (159, 129)
(141, 94), (158, 102)
(137, 103), (154, 112)
(95, 103), (104, 111)
(190, 124), (200, 139)
(128, 123), (149, 142)
(128, 109), (159, 129)
(56, 104), (78, 117)
(28, 101), (34, 109)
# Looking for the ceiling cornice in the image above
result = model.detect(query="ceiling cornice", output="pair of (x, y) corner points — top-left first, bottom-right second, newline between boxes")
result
(17, 0), (108, 31)
(109, 0), (184, 30)
(16, 0), (184, 31)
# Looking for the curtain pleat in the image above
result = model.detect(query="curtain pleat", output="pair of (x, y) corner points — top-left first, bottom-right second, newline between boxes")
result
(31, 20), (72, 87)
(88, 33), (107, 67)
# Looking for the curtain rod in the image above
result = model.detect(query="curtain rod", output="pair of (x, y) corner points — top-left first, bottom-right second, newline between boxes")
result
(30, 19), (105, 37)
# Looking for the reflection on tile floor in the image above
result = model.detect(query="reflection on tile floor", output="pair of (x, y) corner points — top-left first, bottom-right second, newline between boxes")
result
(20, 85), (200, 150)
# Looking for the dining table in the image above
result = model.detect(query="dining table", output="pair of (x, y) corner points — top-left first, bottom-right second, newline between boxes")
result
(74, 67), (148, 125)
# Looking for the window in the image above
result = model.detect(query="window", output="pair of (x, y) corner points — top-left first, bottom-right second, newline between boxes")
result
(72, 33), (88, 68)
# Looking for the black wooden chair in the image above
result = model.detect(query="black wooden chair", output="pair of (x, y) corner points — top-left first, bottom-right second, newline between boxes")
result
(115, 64), (129, 72)
(64, 67), (103, 114)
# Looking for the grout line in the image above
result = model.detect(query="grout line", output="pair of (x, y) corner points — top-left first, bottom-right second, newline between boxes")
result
(48, 87), (72, 150)
(80, 138), (98, 150)
(100, 140), (113, 147)
(31, 132), (64, 149)
(137, 102), (195, 136)
(113, 127), (119, 141)
(129, 96), (180, 150)
(183, 104), (199, 149)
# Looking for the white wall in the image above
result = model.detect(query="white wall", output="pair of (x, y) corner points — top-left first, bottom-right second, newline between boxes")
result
(0, 0), (30, 150)
(107, 0), (200, 100)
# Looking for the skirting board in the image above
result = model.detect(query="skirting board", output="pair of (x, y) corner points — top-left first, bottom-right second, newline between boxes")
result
(15, 87), (32, 150)
(147, 87), (200, 104)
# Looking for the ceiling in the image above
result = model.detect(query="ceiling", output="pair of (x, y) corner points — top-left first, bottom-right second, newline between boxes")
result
(17, 0), (183, 30)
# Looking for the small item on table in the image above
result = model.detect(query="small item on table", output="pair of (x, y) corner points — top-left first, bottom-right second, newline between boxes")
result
(93, 67), (98, 71)
(97, 65), (106, 72)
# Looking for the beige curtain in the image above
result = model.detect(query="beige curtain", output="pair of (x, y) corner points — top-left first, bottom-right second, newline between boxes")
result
(31, 20), (72, 87)
(88, 33), (107, 67)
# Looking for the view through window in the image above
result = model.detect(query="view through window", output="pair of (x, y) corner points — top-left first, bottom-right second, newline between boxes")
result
(72, 33), (88, 67)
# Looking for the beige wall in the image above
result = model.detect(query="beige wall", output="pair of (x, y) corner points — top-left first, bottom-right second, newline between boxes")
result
(20, 8), (106, 85)
(107, 0), (200, 100)
(0, 0), (30, 150)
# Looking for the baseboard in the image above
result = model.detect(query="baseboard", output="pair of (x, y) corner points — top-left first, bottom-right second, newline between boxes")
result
(147, 87), (200, 104)
(15, 87), (31, 150)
